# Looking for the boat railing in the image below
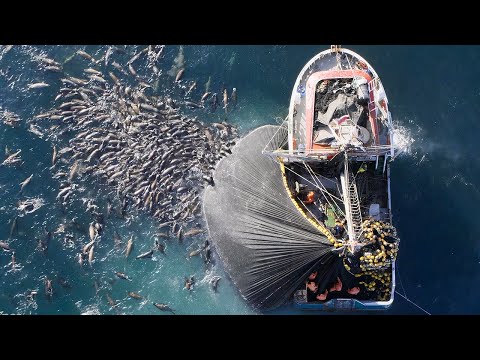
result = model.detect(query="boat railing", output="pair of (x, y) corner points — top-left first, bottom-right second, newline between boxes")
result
(368, 77), (391, 125)
(263, 146), (393, 162)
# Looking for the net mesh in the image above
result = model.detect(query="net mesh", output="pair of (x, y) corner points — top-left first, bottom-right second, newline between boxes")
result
(203, 125), (333, 309)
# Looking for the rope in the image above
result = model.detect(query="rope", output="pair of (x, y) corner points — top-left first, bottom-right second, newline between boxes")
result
(280, 161), (344, 203)
(394, 291), (431, 315)
(394, 262), (431, 315)
(396, 261), (407, 298)
(302, 161), (345, 219)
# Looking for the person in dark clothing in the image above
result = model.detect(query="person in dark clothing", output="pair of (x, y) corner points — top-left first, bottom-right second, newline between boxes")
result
(333, 219), (345, 238)
(306, 281), (318, 302)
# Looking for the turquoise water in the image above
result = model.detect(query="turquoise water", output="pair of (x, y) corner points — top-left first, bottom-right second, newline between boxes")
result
(1, 45), (480, 314)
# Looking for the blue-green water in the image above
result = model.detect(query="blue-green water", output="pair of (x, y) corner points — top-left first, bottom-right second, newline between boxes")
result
(1, 45), (479, 314)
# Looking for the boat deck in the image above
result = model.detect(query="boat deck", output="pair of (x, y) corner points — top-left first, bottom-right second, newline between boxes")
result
(287, 47), (394, 159)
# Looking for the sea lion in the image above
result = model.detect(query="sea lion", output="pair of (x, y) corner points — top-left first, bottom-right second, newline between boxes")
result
(115, 271), (131, 281)
(155, 240), (165, 254)
(136, 249), (154, 259)
(201, 92), (211, 102)
(76, 50), (95, 61)
(211, 276), (221, 292)
(188, 248), (203, 258)
(231, 87), (237, 107)
(175, 68), (185, 82)
(9, 216), (18, 238)
(88, 222), (97, 242)
(222, 88), (228, 113)
(18, 174), (33, 195)
(27, 82), (50, 89)
(44, 278), (53, 301)
(88, 244), (95, 266)
(184, 228), (205, 237)
(128, 291), (143, 300)
(153, 302), (175, 314)
(82, 239), (95, 255)
(52, 146), (57, 167)
(106, 293), (118, 308)
(0, 241), (11, 251)
(125, 236), (134, 258)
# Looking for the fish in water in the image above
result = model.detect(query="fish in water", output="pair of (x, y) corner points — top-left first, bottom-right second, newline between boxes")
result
(136, 249), (154, 259)
(153, 302), (175, 314)
(125, 236), (134, 258)
(18, 174), (33, 195)
(175, 68), (185, 82)
(115, 271), (132, 281)
(128, 291), (143, 300)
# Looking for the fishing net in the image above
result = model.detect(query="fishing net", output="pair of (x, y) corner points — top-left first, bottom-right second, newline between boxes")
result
(203, 125), (333, 309)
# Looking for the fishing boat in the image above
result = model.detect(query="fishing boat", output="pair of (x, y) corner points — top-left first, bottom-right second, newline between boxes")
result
(204, 46), (400, 311)
(262, 45), (400, 310)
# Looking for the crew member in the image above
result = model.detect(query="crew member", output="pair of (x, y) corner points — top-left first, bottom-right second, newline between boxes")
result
(304, 191), (315, 205)
(348, 287), (361, 295)
(333, 219), (345, 237)
(316, 288), (329, 301)
(306, 281), (318, 302)
(308, 271), (318, 281)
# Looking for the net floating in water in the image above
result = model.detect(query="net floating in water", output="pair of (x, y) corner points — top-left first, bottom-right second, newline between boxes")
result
(203, 125), (333, 309)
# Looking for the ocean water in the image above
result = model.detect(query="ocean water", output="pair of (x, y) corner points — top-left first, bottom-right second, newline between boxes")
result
(0, 45), (479, 315)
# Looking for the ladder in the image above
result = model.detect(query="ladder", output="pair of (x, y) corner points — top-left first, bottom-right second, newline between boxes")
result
(348, 173), (363, 236)
(340, 154), (363, 245)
